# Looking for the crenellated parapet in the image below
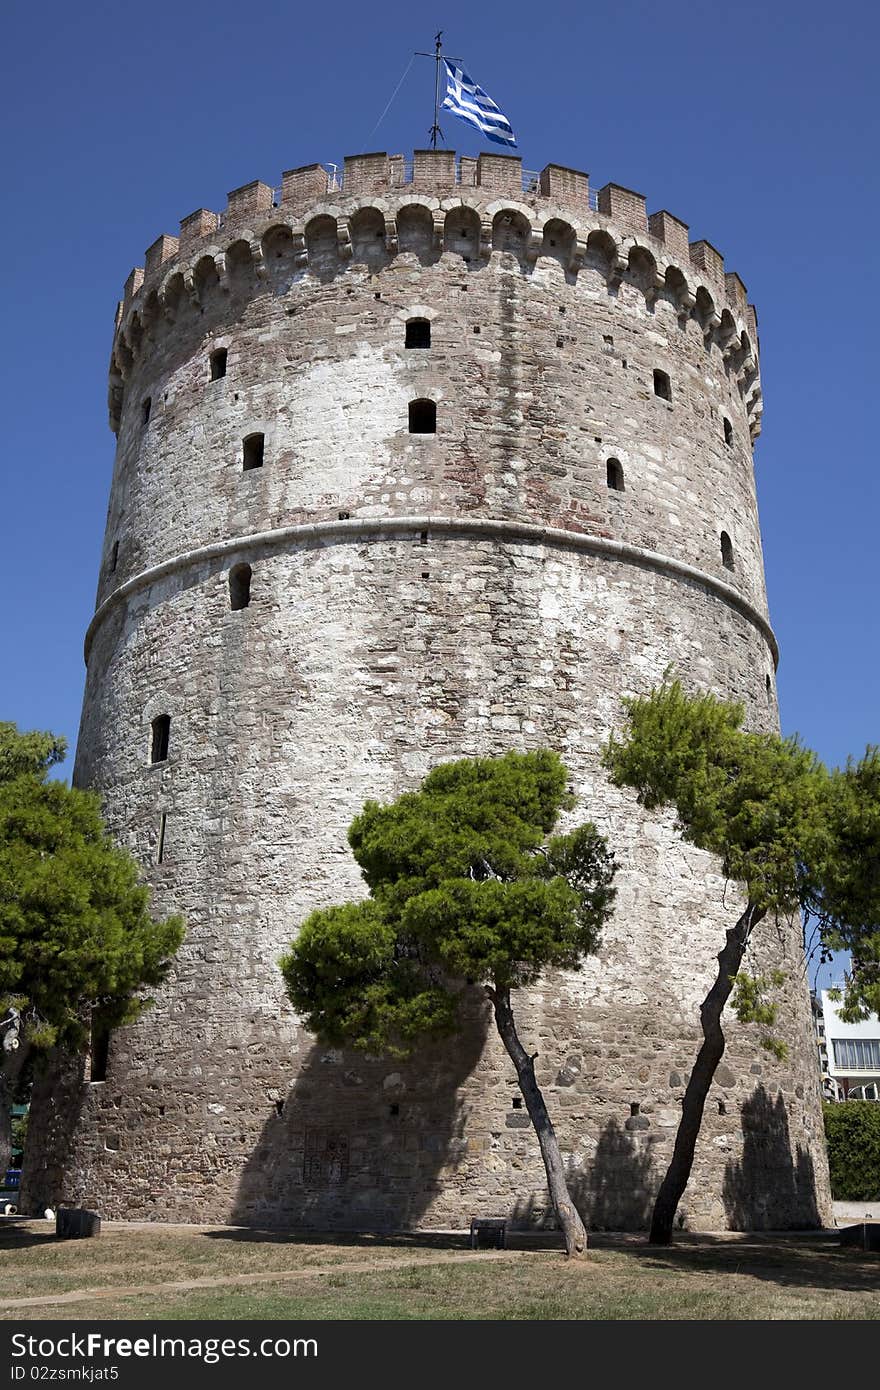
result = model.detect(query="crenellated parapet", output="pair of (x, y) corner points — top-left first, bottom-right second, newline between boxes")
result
(109, 151), (763, 440)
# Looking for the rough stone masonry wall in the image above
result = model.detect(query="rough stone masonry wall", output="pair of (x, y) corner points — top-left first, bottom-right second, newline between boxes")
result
(24, 151), (830, 1231)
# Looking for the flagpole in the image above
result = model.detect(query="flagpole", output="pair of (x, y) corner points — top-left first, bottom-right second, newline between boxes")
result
(416, 34), (461, 148)
(431, 31), (443, 149)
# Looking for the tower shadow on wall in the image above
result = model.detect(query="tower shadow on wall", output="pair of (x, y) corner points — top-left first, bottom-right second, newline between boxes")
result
(229, 989), (490, 1231)
(510, 1116), (657, 1233)
(722, 1083), (821, 1230)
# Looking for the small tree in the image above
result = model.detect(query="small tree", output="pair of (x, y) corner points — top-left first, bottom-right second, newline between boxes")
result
(603, 680), (880, 1244)
(281, 750), (616, 1258)
(808, 749), (880, 1022)
(0, 722), (185, 1169)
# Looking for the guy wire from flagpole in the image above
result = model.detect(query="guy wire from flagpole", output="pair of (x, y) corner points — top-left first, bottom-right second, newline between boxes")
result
(359, 51), (417, 153)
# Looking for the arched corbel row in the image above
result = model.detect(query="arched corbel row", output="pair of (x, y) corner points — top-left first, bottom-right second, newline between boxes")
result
(111, 190), (761, 417)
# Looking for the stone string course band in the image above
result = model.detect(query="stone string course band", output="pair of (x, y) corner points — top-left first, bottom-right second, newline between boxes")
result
(83, 515), (780, 668)
(23, 149), (829, 1233)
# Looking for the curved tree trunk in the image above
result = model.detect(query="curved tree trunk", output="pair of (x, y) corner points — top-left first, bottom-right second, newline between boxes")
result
(649, 902), (765, 1245)
(490, 986), (588, 1258)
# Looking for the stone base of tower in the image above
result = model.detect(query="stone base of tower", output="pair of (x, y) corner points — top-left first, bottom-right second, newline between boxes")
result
(23, 983), (831, 1234)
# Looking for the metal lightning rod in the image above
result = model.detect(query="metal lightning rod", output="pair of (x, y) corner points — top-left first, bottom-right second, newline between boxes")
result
(415, 32), (461, 150)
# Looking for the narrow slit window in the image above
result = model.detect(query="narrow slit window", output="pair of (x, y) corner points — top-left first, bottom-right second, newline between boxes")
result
(90, 1019), (110, 1083)
(408, 399), (436, 434)
(229, 563), (252, 611)
(150, 714), (170, 764)
(109, 540), (119, 573)
(606, 458), (624, 491)
(141, 396), (152, 425)
(210, 348), (228, 381)
(723, 416), (733, 445)
(243, 433), (264, 470)
(405, 318), (431, 349)
(157, 812), (167, 865)
(720, 531), (735, 571)
(653, 369), (671, 401)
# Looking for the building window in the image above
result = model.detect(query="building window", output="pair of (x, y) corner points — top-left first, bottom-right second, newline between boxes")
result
(89, 1016), (110, 1082)
(653, 369), (671, 401)
(229, 563), (252, 611)
(405, 319), (431, 349)
(210, 348), (228, 381)
(150, 714), (170, 764)
(109, 540), (119, 573)
(243, 433), (264, 470)
(606, 458), (624, 491)
(723, 416), (733, 446)
(141, 397), (152, 425)
(408, 399), (436, 434)
(720, 531), (735, 571)
(832, 1038), (880, 1070)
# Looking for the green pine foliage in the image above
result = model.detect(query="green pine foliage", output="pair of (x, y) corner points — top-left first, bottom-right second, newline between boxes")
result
(811, 749), (880, 1021)
(822, 1101), (880, 1201)
(603, 679), (830, 913)
(730, 971), (789, 1060)
(603, 678), (880, 1018)
(0, 721), (184, 1051)
(280, 750), (616, 1056)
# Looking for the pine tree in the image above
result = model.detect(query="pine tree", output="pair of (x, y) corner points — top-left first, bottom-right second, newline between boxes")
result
(0, 722), (184, 1170)
(281, 750), (616, 1257)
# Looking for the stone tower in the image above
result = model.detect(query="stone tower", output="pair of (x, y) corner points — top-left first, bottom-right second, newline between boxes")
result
(25, 150), (831, 1231)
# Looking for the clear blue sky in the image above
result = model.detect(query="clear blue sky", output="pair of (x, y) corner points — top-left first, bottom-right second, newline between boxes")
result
(2, 1), (877, 981)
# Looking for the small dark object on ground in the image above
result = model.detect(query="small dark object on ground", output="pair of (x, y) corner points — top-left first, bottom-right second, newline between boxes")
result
(57, 1208), (101, 1239)
(838, 1222), (880, 1251)
(470, 1217), (507, 1250)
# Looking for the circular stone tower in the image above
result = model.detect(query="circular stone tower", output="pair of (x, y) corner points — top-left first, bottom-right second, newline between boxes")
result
(26, 150), (831, 1231)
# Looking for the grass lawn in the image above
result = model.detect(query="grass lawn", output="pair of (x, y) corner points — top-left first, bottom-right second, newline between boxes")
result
(2, 1221), (878, 1321)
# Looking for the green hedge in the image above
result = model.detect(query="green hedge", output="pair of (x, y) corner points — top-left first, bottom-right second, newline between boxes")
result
(823, 1101), (880, 1201)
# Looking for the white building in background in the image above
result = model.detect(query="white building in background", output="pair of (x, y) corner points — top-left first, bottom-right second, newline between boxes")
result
(817, 989), (880, 1101)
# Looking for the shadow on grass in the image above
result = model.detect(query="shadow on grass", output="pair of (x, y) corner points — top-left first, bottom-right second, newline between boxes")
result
(0, 1221), (56, 1250)
(204, 1228), (473, 1250)
(634, 1232), (877, 1295)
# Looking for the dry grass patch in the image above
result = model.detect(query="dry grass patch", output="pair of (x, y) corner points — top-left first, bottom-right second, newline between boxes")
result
(3, 1222), (878, 1322)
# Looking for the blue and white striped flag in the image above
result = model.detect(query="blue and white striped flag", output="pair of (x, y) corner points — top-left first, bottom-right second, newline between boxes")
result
(441, 60), (517, 148)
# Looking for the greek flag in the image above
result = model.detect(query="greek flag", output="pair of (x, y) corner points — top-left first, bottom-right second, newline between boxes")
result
(441, 60), (517, 148)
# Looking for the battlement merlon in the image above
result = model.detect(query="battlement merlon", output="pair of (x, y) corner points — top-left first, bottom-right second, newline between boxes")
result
(115, 150), (761, 376)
